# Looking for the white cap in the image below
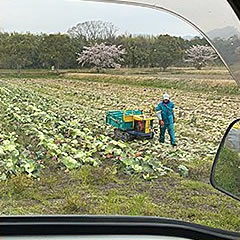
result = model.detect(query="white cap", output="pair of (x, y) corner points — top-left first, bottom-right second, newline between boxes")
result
(163, 93), (170, 100)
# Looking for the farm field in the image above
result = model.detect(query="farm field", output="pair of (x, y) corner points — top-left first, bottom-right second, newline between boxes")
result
(0, 67), (240, 231)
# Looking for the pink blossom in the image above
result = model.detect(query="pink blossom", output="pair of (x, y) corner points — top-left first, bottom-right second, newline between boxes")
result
(77, 43), (125, 70)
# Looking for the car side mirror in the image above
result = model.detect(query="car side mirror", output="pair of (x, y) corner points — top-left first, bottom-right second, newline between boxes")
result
(210, 119), (240, 201)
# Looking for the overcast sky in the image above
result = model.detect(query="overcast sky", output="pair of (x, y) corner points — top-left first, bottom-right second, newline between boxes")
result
(0, 0), (200, 37)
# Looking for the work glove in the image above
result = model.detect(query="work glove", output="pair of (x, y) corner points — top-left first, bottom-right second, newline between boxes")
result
(159, 120), (164, 126)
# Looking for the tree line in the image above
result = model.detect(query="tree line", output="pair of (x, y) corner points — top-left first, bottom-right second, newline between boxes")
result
(0, 20), (230, 71)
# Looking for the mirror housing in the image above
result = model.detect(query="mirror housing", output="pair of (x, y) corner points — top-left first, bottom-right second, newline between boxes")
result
(210, 119), (240, 201)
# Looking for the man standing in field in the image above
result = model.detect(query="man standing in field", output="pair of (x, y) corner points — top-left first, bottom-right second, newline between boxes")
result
(156, 93), (176, 146)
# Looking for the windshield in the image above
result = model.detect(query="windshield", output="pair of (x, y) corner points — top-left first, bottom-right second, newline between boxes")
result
(0, 0), (239, 233)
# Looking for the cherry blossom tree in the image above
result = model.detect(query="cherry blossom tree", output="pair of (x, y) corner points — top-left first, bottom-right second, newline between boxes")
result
(185, 45), (218, 70)
(77, 43), (125, 72)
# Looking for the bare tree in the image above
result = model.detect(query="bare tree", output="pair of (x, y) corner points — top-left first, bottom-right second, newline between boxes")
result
(185, 45), (218, 70)
(67, 20), (119, 43)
